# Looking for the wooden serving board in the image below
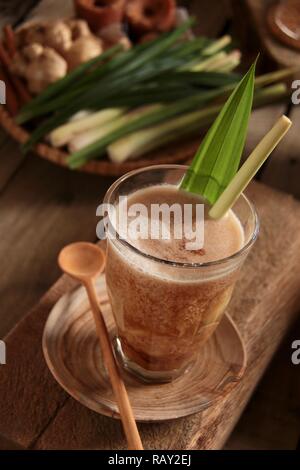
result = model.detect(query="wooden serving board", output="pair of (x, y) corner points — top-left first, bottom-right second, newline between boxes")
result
(1, 180), (300, 449)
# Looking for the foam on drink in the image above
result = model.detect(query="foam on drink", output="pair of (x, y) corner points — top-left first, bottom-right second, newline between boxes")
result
(116, 184), (244, 266)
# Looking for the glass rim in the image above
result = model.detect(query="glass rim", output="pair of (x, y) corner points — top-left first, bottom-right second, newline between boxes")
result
(103, 164), (260, 269)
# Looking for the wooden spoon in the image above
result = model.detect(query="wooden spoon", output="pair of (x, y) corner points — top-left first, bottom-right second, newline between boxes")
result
(58, 241), (143, 450)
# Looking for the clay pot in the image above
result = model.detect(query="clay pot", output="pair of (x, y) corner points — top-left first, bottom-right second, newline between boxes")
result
(74, 0), (126, 31)
(126, 0), (176, 34)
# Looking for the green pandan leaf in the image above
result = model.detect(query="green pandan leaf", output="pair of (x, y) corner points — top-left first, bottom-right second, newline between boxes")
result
(180, 59), (257, 204)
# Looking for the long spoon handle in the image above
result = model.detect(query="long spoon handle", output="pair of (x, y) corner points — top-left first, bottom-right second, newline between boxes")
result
(84, 279), (143, 450)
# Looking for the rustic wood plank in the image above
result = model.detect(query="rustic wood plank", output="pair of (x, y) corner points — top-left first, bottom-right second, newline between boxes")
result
(245, 0), (300, 68)
(262, 106), (300, 199)
(0, 275), (75, 449)
(226, 318), (300, 450)
(28, 183), (300, 450)
(1, 181), (300, 449)
(0, 136), (26, 190)
(0, 434), (24, 450)
(0, 154), (113, 337)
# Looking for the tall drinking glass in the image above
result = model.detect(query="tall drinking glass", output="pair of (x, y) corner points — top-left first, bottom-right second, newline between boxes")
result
(104, 165), (259, 383)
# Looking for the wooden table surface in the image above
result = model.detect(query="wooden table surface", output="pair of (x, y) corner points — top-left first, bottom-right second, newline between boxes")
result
(0, 0), (300, 450)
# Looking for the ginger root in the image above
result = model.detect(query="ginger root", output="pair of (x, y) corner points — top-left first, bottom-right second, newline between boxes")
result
(16, 21), (72, 53)
(65, 35), (103, 70)
(13, 19), (104, 93)
(67, 19), (91, 40)
(12, 43), (68, 94)
(44, 21), (73, 54)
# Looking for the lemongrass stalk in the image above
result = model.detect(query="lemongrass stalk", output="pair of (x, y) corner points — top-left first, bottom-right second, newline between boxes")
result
(107, 121), (198, 161)
(69, 121), (123, 152)
(160, 86), (287, 149)
(107, 107), (223, 163)
(205, 50), (241, 71)
(255, 66), (300, 87)
(202, 35), (232, 56)
(119, 121), (201, 157)
(215, 51), (241, 72)
(252, 83), (288, 105)
(69, 82), (288, 168)
(69, 110), (92, 122)
(209, 115), (292, 219)
(68, 88), (228, 163)
(107, 84), (288, 163)
(191, 52), (227, 71)
(188, 51), (239, 74)
(69, 105), (162, 152)
(179, 52), (231, 73)
(49, 108), (125, 148)
(68, 126), (112, 153)
(217, 60), (240, 73)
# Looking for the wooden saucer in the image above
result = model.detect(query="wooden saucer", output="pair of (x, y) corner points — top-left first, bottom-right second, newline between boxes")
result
(43, 275), (247, 422)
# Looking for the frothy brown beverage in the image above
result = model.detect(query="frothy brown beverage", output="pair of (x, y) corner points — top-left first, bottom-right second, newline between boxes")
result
(106, 184), (244, 381)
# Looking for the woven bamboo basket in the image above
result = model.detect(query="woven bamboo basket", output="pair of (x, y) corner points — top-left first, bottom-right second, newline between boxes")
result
(0, 105), (200, 177)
